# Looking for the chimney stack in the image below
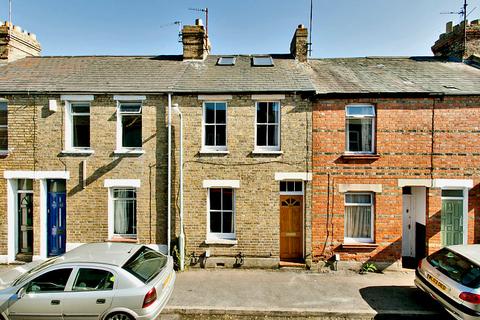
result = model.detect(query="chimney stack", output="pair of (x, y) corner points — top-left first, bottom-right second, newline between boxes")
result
(182, 19), (210, 60)
(290, 24), (308, 62)
(431, 19), (480, 60)
(0, 21), (41, 62)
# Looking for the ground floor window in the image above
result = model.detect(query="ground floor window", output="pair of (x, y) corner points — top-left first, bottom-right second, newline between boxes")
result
(344, 193), (374, 243)
(112, 188), (137, 237)
(208, 188), (235, 239)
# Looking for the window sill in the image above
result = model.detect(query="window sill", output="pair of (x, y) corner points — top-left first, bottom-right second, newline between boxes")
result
(199, 149), (229, 155)
(341, 243), (378, 250)
(61, 149), (95, 155)
(107, 237), (138, 243)
(341, 153), (380, 160)
(252, 149), (283, 155)
(205, 239), (238, 245)
(114, 149), (145, 155)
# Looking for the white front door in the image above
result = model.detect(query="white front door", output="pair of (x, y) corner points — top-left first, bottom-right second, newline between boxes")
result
(402, 194), (415, 258)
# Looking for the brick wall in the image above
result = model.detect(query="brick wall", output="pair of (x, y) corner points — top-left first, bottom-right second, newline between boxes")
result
(170, 94), (312, 266)
(312, 96), (480, 265)
(0, 94), (168, 258)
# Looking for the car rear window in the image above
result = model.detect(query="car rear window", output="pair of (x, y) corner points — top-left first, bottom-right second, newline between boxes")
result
(427, 248), (480, 289)
(122, 246), (168, 283)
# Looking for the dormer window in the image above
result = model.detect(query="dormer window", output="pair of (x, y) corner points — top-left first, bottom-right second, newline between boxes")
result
(217, 57), (236, 66)
(252, 56), (274, 67)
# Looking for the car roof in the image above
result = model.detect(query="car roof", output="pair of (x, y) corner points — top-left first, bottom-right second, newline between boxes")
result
(52, 242), (144, 267)
(448, 244), (480, 265)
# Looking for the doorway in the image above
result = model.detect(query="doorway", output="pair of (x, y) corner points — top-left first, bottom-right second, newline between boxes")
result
(279, 181), (304, 262)
(47, 179), (66, 257)
(16, 179), (33, 262)
(441, 189), (465, 247)
(402, 186), (426, 268)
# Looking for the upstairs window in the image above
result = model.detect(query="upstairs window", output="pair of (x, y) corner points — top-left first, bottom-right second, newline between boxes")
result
(255, 102), (280, 151)
(203, 102), (227, 151)
(0, 101), (7, 152)
(70, 103), (90, 148)
(345, 105), (375, 153)
(118, 102), (142, 149)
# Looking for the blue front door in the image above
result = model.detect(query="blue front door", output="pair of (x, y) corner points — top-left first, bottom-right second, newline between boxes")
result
(47, 192), (66, 256)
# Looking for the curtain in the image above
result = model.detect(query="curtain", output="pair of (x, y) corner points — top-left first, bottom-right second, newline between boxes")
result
(345, 206), (371, 239)
(360, 118), (372, 152)
(114, 198), (128, 235)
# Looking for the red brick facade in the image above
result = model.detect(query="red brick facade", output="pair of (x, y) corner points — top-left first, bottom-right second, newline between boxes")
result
(312, 96), (480, 266)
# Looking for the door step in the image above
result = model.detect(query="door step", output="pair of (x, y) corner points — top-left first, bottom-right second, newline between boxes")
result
(279, 261), (306, 269)
(15, 253), (33, 263)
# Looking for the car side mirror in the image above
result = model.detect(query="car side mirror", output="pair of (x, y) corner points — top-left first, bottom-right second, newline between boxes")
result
(17, 287), (26, 299)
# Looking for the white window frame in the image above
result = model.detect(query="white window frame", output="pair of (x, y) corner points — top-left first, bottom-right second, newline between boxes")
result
(64, 101), (91, 151)
(105, 179), (140, 240)
(345, 104), (375, 154)
(115, 101), (143, 154)
(254, 101), (281, 152)
(108, 187), (137, 239)
(0, 100), (7, 153)
(207, 188), (236, 241)
(344, 192), (374, 244)
(202, 101), (228, 152)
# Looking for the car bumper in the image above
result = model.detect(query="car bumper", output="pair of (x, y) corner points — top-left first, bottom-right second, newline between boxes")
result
(136, 271), (176, 320)
(415, 270), (480, 320)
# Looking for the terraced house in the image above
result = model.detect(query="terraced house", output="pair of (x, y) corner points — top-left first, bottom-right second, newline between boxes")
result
(308, 20), (480, 270)
(0, 19), (315, 268)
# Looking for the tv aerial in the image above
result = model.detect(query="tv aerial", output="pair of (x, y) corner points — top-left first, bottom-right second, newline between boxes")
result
(159, 21), (183, 43)
(440, 0), (477, 57)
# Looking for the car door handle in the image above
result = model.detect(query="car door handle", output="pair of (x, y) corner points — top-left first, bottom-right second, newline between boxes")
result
(96, 299), (106, 304)
(51, 300), (60, 305)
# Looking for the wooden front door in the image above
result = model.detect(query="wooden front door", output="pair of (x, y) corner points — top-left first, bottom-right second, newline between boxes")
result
(280, 195), (303, 260)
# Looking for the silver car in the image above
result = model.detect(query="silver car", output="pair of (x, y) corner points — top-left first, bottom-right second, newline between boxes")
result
(0, 242), (175, 320)
(415, 244), (480, 320)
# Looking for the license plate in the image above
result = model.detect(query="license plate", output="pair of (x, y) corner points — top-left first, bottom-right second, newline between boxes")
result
(163, 272), (173, 288)
(427, 273), (448, 291)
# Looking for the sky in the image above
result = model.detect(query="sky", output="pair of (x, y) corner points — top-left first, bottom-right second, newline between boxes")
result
(1, 0), (479, 58)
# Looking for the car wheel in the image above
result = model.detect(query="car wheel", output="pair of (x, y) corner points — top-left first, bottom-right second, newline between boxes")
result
(105, 312), (134, 320)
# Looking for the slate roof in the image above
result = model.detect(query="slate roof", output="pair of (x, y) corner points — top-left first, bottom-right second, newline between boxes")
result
(307, 57), (480, 95)
(0, 54), (315, 93)
(0, 54), (479, 96)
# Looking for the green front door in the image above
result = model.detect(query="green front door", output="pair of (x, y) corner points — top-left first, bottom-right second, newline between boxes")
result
(441, 199), (464, 246)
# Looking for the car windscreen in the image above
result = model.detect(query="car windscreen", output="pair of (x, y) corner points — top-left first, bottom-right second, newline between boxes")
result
(427, 248), (480, 289)
(122, 246), (168, 283)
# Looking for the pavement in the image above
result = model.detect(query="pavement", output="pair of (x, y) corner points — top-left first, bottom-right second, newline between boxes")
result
(160, 268), (452, 320)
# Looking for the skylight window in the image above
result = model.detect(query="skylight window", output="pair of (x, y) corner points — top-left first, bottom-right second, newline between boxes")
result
(252, 56), (274, 67)
(217, 57), (236, 66)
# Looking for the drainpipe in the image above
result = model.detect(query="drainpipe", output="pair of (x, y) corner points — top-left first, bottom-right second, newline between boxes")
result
(172, 104), (185, 271)
(167, 93), (172, 255)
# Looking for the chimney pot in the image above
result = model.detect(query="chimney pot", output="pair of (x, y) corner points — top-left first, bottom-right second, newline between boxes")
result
(13, 25), (22, 32)
(298, 24), (305, 28)
(195, 19), (203, 26)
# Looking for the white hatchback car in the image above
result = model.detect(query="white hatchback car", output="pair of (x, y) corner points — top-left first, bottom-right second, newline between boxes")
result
(415, 244), (480, 320)
(0, 242), (175, 320)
